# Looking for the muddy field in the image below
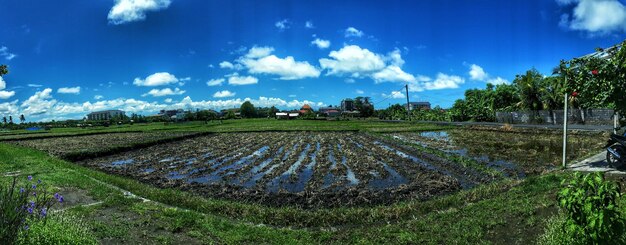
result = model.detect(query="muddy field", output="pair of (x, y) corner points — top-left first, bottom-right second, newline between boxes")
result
(388, 129), (607, 175)
(65, 131), (516, 208)
(8, 132), (198, 160)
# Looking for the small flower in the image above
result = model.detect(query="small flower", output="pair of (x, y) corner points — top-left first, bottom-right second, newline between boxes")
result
(27, 176), (32, 181)
(592, 70), (598, 75)
(30, 201), (35, 208)
(571, 91), (578, 97)
(40, 208), (47, 217)
(54, 193), (59, 199)
(37, 179), (42, 184)
(27, 207), (33, 214)
(19, 188), (25, 193)
(32, 184), (36, 189)
(24, 225), (29, 230)
(32, 191), (36, 197)
(58, 196), (64, 203)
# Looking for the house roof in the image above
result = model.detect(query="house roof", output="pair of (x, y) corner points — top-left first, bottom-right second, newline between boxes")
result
(301, 104), (312, 110)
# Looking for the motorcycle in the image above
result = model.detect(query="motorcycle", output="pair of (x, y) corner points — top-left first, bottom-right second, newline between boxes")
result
(605, 131), (626, 169)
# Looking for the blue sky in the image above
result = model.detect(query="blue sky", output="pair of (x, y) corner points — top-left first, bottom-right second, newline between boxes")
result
(0, 0), (625, 122)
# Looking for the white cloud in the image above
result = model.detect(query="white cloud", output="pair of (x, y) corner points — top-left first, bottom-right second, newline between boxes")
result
(179, 77), (191, 82)
(355, 89), (364, 95)
(236, 46), (320, 80)
(423, 73), (465, 90)
(275, 19), (290, 30)
(344, 78), (356, 83)
(0, 100), (19, 115)
(0, 46), (16, 60)
(206, 78), (225, 86)
(164, 98), (173, 103)
(305, 21), (315, 29)
(345, 27), (364, 38)
(213, 90), (236, 98)
(372, 65), (417, 83)
(386, 49), (405, 66)
(469, 64), (488, 81)
(21, 88), (56, 115)
(319, 45), (386, 77)
(245, 46), (274, 59)
(94, 95), (104, 100)
(27, 84), (42, 88)
(57, 86), (81, 94)
(133, 72), (179, 86)
(311, 38), (331, 49)
(228, 74), (258, 85)
(142, 87), (185, 97)
(108, 0), (171, 25)
(382, 91), (405, 99)
(219, 61), (235, 69)
(0, 90), (15, 99)
(0, 76), (5, 90)
(558, 0), (626, 34)
(487, 77), (509, 85)
(288, 94), (297, 98)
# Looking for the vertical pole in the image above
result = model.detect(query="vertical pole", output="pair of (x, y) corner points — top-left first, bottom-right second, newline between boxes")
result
(614, 112), (619, 134)
(563, 93), (568, 168)
(405, 84), (411, 121)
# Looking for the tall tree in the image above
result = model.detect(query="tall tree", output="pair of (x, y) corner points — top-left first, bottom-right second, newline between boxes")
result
(19, 114), (25, 124)
(514, 68), (544, 111)
(240, 101), (256, 118)
(2, 116), (6, 124)
(0, 64), (8, 77)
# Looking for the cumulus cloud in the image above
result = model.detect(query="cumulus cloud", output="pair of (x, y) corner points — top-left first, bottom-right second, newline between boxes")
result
(355, 89), (364, 95)
(0, 90), (15, 99)
(311, 38), (331, 49)
(0, 100), (19, 115)
(0, 46), (16, 60)
(372, 65), (417, 83)
(108, 0), (171, 25)
(235, 46), (320, 80)
(382, 91), (405, 99)
(467, 64), (509, 84)
(206, 78), (224, 86)
(142, 87), (185, 97)
(94, 95), (104, 100)
(133, 72), (180, 86)
(213, 90), (236, 98)
(219, 61), (235, 69)
(558, 0), (626, 34)
(487, 77), (509, 85)
(345, 27), (364, 38)
(0, 76), (6, 90)
(57, 86), (81, 94)
(319, 45), (386, 77)
(21, 88), (56, 116)
(275, 19), (290, 30)
(469, 64), (488, 81)
(422, 73), (465, 90)
(228, 74), (258, 85)
(305, 21), (315, 29)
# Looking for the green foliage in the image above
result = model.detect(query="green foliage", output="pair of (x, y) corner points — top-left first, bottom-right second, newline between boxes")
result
(558, 41), (626, 114)
(0, 64), (8, 77)
(556, 172), (625, 244)
(240, 101), (256, 118)
(18, 214), (98, 245)
(514, 68), (544, 111)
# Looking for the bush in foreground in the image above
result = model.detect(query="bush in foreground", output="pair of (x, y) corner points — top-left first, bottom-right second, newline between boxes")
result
(542, 172), (626, 244)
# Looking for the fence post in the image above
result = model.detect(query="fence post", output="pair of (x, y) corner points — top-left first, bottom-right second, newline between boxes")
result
(615, 112), (620, 134)
(562, 93), (568, 168)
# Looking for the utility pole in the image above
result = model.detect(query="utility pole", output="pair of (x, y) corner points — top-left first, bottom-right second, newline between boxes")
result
(405, 84), (410, 121)
(562, 92), (568, 168)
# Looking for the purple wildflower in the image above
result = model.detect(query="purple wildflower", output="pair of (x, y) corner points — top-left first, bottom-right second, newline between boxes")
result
(27, 176), (32, 181)
(54, 193), (59, 199)
(40, 208), (47, 217)
(30, 201), (35, 208)
(37, 179), (42, 184)
(58, 195), (64, 203)
(32, 184), (36, 189)
(19, 187), (25, 193)
(24, 225), (29, 230)
(27, 207), (33, 214)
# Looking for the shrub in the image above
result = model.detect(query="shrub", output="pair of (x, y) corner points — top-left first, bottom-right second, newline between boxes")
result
(0, 176), (63, 245)
(556, 172), (625, 244)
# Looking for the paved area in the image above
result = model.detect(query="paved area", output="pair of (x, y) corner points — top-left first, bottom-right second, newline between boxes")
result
(568, 151), (626, 175)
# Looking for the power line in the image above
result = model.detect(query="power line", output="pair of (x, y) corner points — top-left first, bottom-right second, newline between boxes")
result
(371, 84), (407, 106)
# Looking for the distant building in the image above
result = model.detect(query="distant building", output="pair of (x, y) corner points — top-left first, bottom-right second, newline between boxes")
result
(319, 106), (340, 117)
(86, 110), (125, 121)
(341, 98), (355, 111)
(404, 102), (431, 111)
(276, 112), (299, 120)
(299, 104), (313, 115)
(159, 109), (184, 118)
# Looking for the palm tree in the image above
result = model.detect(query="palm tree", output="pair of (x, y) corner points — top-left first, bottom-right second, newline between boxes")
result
(2, 116), (6, 125)
(19, 114), (25, 124)
(9, 116), (13, 124)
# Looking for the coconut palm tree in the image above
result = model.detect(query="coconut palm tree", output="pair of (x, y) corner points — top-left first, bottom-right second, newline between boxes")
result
(19, 114), (25, 124)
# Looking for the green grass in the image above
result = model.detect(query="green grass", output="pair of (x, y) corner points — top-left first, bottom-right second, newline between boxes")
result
(0, 140), (575, 244)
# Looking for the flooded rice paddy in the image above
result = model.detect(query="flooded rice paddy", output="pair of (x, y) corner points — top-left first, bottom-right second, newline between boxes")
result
(11, 129), (606, 208)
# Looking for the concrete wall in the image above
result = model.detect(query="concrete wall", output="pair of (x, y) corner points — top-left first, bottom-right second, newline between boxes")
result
(495, 108), (615, 125)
